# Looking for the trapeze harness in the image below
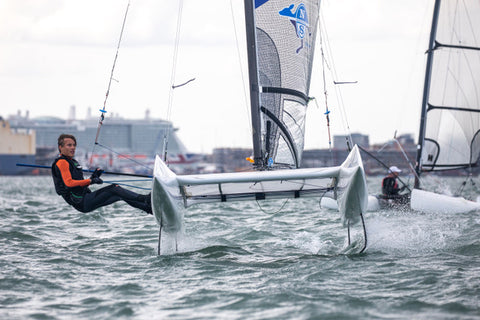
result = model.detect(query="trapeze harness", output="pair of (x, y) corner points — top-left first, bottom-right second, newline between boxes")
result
(51, 155), (152, 214)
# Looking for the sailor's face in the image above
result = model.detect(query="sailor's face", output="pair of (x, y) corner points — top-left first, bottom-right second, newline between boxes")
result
(60, 138), (76, 158)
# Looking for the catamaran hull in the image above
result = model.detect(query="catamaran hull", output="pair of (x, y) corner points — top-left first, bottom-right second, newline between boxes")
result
(152, 157), (184, 233)
(323, 188), (480, 214)
(410, 188), (480, 214)
(322, 195), (381, 212)
(153, 145), (368, 242)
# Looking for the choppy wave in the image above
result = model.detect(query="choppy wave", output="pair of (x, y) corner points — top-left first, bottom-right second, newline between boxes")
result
(1, 176), (479, 319)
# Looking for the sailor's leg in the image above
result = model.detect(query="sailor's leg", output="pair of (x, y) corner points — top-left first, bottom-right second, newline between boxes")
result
(83, 185), (151, 214)
(106, 185), (152, 214)
(82, 185), (122, 212)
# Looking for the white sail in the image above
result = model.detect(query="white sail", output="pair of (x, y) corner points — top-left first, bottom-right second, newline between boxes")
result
(418, 0), (480, 173)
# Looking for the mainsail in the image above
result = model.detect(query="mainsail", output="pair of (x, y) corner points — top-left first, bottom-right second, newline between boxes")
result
(416, 0), (480, 176)
(247, 0), (320, 169)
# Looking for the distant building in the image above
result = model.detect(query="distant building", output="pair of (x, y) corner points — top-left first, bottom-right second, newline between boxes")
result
(333, 133), (369, 150)
(301, 133), (421, 175)
(6, 109), (187, 173)
(396, 134), (416, 150)
(0, 118), (36, 175)
(212, 147), (253, 172)
(8, 110), (183, 155)
(301, 149), (349, 168)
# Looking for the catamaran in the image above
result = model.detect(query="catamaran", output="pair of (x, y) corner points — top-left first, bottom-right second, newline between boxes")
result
(152, 0), (368, 254)
(409, 0), (480, 213)
(366, 0), (480, 213)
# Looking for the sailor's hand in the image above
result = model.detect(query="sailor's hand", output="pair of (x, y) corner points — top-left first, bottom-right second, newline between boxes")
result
(90, 168), (104, 179)
(90, 177), (103, 185)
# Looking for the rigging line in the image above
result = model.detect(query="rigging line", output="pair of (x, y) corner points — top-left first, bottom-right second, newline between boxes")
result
(462, 0), (479, 46)
(91, 0), (131, 156)
(317, 14), (349, 156)
(393, 135), (420, 182)
(163, 0), (184, 162)
(357, 145), (411, 192)
(94, 142), (151, 170)
(319, 29), (333, 153)
(313, 98), (334, 163)
(16, 163), (152, 178)
(264, 178), (335, 190)
(230, 0), (252, 136)
(319, 10), (353, 143)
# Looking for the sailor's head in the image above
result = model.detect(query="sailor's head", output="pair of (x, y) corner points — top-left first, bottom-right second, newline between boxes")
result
(388, 166), (402, 175)
(58, 134), (77, 157)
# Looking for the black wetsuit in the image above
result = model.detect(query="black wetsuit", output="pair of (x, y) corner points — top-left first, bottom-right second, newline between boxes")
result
(52, 155), (152, 214)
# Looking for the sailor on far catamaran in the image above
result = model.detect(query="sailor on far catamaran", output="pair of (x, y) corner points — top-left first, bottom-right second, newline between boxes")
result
(380, 166), (410, 205)
(51, 134), (153, 214)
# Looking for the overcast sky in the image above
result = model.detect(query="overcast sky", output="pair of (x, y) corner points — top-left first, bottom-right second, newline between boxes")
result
(0, 0), (435, 153)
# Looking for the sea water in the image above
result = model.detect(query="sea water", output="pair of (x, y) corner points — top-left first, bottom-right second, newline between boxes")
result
(1, 176), (479, 319)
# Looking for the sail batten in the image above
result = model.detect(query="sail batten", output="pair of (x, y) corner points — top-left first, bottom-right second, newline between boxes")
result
(435, 41), (480, 51)
(427, 104), (480, 113)
(261, 86), (309, 104)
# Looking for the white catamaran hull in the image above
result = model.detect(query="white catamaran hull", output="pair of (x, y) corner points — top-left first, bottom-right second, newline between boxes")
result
(410, 188), (480, 214)
(152, 158), (184, 233)
(322, 195), (380, 212)
(323, 188), (480, 214)
(153, 145), (368, 234)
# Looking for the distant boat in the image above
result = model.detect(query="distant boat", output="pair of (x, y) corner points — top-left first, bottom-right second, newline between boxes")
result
(0, 118), (36, 175)
(373, 0), (480, 213)
(152, 0), (368, 254)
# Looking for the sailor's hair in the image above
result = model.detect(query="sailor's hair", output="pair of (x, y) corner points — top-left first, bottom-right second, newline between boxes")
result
(57, 134), (77, 148)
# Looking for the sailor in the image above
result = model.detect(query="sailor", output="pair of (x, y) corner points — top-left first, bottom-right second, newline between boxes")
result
(51, 134), (152, 214)
(381, 166), (406, 198)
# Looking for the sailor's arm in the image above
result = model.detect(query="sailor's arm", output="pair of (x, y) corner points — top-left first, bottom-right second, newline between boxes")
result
(56, 159), (91, 187)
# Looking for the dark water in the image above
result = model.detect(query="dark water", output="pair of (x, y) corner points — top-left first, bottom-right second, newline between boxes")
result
(1, 176), (479, 319)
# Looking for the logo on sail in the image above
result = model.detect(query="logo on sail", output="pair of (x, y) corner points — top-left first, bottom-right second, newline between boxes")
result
(279, 3), (309, 39)
(279, 3), (309, 53)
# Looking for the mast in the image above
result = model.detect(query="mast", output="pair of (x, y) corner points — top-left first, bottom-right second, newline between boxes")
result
(414, 0), (442, 188)
(244, 0), (264, 168)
